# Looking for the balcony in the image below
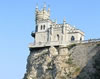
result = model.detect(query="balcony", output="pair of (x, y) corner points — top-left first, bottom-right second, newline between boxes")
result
(31, 31), (35, 38)
(29, 41), (67, 48)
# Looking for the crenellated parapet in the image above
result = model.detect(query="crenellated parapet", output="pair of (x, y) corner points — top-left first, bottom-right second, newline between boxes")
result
(35, 4), (50, 21)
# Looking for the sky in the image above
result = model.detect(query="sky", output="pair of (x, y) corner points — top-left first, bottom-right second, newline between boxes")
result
(0, 0), (100, 79)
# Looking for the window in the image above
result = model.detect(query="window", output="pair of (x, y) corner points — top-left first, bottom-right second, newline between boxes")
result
(43, 25), (45, 30)
(57, 34), (60, 41)
(36, 25), (38, 32)
(41, 25), (42, 30)
(41, 25), (45, 30)
(71, 36), (75, 41)
(80, 37), (82, 41)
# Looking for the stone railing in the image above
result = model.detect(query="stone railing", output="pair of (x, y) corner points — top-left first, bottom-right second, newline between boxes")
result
(29, 38), (100, 48)
(69, 38), (100, 45)
(29, 41), (67, 48)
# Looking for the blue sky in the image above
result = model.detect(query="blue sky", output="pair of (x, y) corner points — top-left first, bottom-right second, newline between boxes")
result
(0, 0), (100, 79)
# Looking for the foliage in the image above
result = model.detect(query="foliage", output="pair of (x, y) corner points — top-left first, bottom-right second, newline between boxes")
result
(60, 76), (66, 79)
(66, 58), (73, 65)
(72, 67), (81, 78)
(47, 67), (53, 70)
(67, 44), (76, 50)
(97, 43), (100, 46)
(75, 67), (81, 73)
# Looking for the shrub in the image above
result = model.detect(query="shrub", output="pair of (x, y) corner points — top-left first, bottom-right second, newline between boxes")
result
(60, 76), (66, 79)
(67, 44), (76, 50)
(66, 58), (73, 65)
(47, 67), (53, 70)
(75, 67), (81, 72)
(97, 43), (100, 46)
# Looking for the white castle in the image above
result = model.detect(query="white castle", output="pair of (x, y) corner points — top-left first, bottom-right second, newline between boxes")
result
(29, 5), (84, 48)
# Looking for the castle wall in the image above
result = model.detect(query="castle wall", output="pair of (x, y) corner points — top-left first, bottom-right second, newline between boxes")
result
(52, 27), (63, 42)
(37, 22), (51, 32)
(67, 32), (84, 42)
(35, 32), (48, 44)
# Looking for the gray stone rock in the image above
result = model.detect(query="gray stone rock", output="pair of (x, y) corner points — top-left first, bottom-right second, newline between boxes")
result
(23, 42), (100, 79)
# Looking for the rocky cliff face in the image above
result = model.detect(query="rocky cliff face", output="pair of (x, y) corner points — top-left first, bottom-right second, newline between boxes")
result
(23, 42), (100, 79)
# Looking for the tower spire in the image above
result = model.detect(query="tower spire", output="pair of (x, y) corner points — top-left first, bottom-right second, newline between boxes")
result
(63, 18), (66, 25)
(43, 2), (46, 10)
(35, 4), (38, 12)
(48, 5), (50, 12)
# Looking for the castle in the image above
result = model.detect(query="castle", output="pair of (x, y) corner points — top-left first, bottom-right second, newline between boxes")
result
(29, 4), (84, 48)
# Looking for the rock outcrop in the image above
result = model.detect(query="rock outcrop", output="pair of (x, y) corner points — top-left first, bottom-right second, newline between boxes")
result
(23, 42), (100, 79)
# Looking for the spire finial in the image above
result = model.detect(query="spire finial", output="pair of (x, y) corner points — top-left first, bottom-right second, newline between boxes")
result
(55, 19), (57, 24)
(43, 2), (46, 9)
(48, 5), (50, 12)
(35, 4), (39, 12)
(63, 17), (66, 22)
(63, 17), (66, 24)
(36, 3), (38, 9)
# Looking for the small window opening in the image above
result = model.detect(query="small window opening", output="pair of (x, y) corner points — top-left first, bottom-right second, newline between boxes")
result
(43, 25), (45, 30)
(80, 37), (82, 41)
(71, 36), (75, 41)
(57, 34), (60, 41)
(41, 25), (42, 30)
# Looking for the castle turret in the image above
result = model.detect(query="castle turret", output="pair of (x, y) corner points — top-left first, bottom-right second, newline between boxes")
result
(35, 4), (51, 32)
(35, 4), (50, 22)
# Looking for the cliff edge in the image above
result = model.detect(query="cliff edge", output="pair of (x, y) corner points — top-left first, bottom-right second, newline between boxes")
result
(23, 42), (100, 79)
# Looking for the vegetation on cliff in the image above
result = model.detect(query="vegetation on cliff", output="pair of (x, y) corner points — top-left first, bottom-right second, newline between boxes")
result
(23, 42), (100, 79)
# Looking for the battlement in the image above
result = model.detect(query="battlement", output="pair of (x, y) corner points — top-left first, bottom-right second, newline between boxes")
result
(35, 4), (50, 21)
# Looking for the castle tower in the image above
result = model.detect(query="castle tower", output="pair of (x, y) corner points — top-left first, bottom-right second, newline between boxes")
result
(35, 4), (51, 32)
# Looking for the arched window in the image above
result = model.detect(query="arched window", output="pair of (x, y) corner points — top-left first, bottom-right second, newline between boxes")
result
(41, 25), (42, 30)
(57, 34), (60, 41)
(43, 25), (45, 30)
(36, 25), (38, 32)
(80, 37), (82, 41)
(71, 36), (75, 41)
(41, 25), (45, 30)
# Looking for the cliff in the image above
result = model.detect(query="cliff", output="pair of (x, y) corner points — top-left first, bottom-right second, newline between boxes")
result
(23, 42), (100, 79)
